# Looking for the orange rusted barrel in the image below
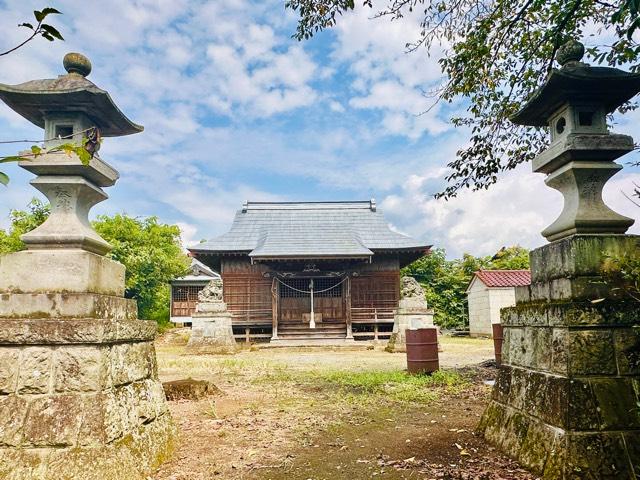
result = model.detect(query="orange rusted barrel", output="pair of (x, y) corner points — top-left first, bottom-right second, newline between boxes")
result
(406, 328), (439, 374)
(492, 323), (504, 366)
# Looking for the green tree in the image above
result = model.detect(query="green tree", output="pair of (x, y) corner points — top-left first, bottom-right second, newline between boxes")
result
(0, 202), (190, 323)
(490, 245), (530, 270)
(287, 0), (640, 198)
(0, 199), (50, 254)
(93, 215), (190, 322)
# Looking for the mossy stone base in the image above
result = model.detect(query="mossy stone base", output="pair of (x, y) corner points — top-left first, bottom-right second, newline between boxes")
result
(0, 317), (176, 479)
(480, 235), (640, 479)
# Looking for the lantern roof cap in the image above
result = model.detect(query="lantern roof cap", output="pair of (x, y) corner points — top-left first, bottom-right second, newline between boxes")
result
(511, 40), (640, 126)
(0, 52), (143, 137)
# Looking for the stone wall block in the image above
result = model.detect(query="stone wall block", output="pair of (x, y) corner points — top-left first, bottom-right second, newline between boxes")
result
(0, 349), (20, 394)
(46, 445), (143, 480)
(54, 346), (109, 392)
(590, 378), (640, 430)
(623, 431), (640, 478)
(564, 433), (632, 478)
(550, 328), (569, 374)
(139, 380), (160, 424)
(110, 342), (153, 386)
(514, 285), (531, 304)
(116, 320), (157, 343)
(17, 347), (52, 394)
(529, 282), (551, 301)
(102, 391), (124, 443)
(614, 327), (640, 375)
(505, 368), (528, 411)
(0, 395), (29, 446)
(501, 328), (511, 364)
(532, 327), (552, 371)
(23, 395), (83, 447)
(500, 307), (519, 327)
(568, 329), (616, 375)
(530, 235), (640, 283)
(76, 394), (109, 445)
(566, 380), (600, 430)
(505, 327), (524, 367)
(0, 449), (50, 479)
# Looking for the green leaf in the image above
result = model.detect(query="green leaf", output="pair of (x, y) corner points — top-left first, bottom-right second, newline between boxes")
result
(0, 171), (9, 186)
(30, 145), (42, 157)
(19, 22), (34, 30)
(33, 10), (45, 22)
(76, 147), (92, 166)
(41, 7), (62, 16)
(41, 24), (64, 40)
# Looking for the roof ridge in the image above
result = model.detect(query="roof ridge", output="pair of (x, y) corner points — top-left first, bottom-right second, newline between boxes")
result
(242, 200), (376, 212)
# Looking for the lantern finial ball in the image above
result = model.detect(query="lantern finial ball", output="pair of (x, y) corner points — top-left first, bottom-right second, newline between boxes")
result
(63, 52), (92, 77)
(556, 39), (585, 67)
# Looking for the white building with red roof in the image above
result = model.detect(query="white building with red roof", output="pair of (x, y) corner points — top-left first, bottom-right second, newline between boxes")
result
(466, 270), (531, 337)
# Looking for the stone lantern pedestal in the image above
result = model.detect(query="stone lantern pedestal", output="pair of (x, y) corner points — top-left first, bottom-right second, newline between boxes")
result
(388, 276), (435, 352)
(186, 280), (238, 353)
(479, 235), (640, 477)
(0, 54), (175, 479)
(479, 39), (640, 478)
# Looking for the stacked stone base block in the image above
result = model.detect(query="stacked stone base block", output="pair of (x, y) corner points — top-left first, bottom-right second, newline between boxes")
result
(186, 303), (237, 354)
(0, 317), (176, 480)
(479, 236), (640, 479)
(388, 299), (434, 352)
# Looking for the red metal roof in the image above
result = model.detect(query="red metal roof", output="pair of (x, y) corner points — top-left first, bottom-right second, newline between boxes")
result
(474, 270), (531, 288)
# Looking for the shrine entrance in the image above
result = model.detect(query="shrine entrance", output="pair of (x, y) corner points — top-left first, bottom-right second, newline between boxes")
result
(274, 276), (350, 340)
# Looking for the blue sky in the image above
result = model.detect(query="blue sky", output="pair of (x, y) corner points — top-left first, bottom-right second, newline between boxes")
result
(1, 0), (639, 258)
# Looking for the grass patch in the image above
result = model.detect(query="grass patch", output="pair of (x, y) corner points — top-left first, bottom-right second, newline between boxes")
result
(314, 369), (466, 404)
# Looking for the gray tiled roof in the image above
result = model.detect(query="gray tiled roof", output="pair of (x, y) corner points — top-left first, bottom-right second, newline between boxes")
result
(191, 201), (429, 259)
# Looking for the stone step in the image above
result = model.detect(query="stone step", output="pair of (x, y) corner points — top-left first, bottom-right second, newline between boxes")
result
(266, 338), (363, 348)
(278, 332), (347, 339)
(278, 326), (346, 334)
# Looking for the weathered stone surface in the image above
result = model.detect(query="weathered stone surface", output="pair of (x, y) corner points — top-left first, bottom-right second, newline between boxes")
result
(0, 318), (155, 345)
(0, 448), (49, 479)
(0, 349), (19, 394)
(388, 278), (434, 352)
(0, 250), (125, 296)
(17, 347), (52, 394)
(54, 346), (109, 392)
(163, 378), (221, 400)
(110, 342), (155, 386)
(187, 309), (238, 353)
(615, 327), (640, 375)
(530, 235), (640, 283)
(0, 396), (29, 446)
(0, 292), (137, 320)
(23, 395), (84, 446)
(568, 329), (616, 375)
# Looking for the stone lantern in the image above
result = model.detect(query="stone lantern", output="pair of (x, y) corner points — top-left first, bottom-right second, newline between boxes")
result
(0, 52), (142, 258)
(0, 54), (175, 479)
(511, 39), (638, 241)
(479, 40), (640, 478)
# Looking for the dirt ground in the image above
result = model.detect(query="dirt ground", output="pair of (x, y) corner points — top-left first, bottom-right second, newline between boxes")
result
(152, 335), (538, 480)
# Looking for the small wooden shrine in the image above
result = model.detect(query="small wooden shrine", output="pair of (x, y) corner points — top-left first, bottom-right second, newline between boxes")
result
(189, 200), (430, 344)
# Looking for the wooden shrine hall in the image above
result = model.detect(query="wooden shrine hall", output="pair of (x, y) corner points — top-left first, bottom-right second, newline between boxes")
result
(187, 200), (431, 344)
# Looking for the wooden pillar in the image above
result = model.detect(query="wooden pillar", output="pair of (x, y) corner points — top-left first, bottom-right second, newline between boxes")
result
(271, 277), (279, 339)
(245, 327), (250, 344)
(345, 276), (353, 339)
(374, 323), (379, 341)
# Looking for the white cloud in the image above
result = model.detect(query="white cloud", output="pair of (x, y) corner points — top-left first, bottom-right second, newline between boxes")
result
(330, 6), (449, 139)
(381, 165), (640, 258)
